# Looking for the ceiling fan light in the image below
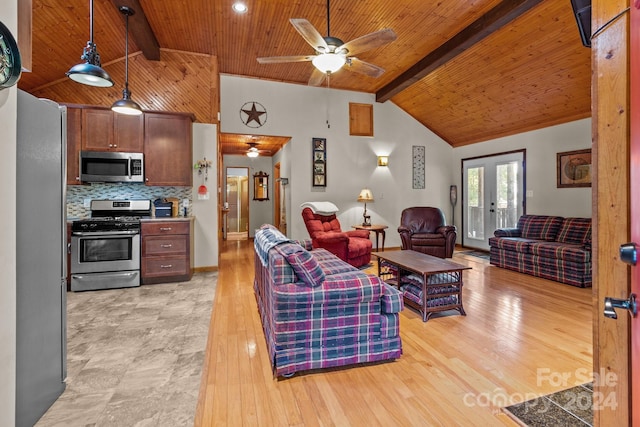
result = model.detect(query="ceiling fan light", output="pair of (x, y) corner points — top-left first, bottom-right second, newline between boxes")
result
(246, 150), (259, 158)
(312, 53), (346, 74)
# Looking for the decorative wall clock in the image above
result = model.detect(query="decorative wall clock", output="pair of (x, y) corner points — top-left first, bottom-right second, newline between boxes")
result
(412, 145), (425, 189)
(0, 21), (22, 89)
(240, 101), (267, 128)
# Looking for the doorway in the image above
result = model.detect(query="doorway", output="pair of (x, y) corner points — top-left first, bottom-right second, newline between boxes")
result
(462, 150), (525, 250)
(226, 167), (249, 240)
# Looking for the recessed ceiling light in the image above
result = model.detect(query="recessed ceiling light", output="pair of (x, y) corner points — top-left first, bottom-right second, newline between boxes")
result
(232, 2), (248, 13)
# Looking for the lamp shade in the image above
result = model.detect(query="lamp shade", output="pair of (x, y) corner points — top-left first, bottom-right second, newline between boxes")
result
(111, 90), (143, 115)
(312, 53), (346, 74)
(66, 59), (114, 87)
(357, 188), (374, 202)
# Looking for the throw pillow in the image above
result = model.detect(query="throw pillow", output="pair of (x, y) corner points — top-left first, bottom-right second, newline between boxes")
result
(285, 250), (325, 287)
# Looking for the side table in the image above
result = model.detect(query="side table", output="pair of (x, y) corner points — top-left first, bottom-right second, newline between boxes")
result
(352, 224), (388, 251)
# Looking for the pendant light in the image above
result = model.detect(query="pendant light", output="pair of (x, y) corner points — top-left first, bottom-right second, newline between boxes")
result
(111, 6), (143, 116)
(66, 0), (114, 87)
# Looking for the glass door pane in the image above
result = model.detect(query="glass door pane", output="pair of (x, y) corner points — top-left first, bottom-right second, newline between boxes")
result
(462, 151), (524, 250)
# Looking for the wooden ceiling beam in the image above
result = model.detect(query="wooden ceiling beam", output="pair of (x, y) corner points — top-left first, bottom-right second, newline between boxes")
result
(111, 0), (160, 60)
(376, 0), (544, 103)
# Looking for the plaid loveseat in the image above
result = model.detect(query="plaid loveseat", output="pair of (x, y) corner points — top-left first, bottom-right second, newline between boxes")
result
(254, 224), (403, 377)
(488, 215), (592, 287)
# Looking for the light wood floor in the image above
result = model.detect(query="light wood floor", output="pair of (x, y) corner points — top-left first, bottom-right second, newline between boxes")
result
(195, 241), (593, 426)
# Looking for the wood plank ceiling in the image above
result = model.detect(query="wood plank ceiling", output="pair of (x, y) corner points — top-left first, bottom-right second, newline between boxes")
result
(18, 0), (591, 152)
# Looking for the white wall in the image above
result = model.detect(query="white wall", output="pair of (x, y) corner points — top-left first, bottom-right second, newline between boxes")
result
(0, 4), (17, 425)
(221, 75), (453, 248)
(451, 118), (593, 231)
(223, 154), (274, 237)
(221, 75), (592, 249)
(192, 123), (218, 268)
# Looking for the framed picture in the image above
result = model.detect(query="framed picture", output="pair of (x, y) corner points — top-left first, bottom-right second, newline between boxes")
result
(412, 145), (425, 189)
(312, 137), (326, 187)
(557, 149), (592, 188)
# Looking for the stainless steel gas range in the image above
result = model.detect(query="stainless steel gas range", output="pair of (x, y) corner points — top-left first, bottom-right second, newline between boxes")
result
(70, 199), (151, 291)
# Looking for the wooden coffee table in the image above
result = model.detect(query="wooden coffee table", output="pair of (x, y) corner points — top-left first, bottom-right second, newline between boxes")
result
(372, 250), (471, 322)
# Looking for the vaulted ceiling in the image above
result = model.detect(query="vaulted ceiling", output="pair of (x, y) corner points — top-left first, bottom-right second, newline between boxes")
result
(18, 0), (591, 152)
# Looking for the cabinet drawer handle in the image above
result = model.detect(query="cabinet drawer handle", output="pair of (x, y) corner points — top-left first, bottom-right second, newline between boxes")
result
(160, 244), (173, 248)
(159, 227), (172, 231)
(160, 264), (173, 268)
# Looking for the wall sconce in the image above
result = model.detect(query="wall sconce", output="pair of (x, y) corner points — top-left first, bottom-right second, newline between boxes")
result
(377, 156), (389, 167)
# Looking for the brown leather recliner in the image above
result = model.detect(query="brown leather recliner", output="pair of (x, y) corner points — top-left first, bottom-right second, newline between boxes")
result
(301, 207), (372, 267)
(398, 207), (457, 258)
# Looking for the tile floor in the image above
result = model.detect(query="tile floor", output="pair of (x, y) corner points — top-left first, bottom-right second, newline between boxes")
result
(35, 272), (217, 427)
(504, 383), (593, 427)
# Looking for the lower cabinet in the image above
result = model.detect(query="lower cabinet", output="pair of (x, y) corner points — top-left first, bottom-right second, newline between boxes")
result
(141, 220), (193, 284)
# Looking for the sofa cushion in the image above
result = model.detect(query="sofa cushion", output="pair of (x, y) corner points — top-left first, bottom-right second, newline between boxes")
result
(312, 248), (358, 276)
(380, 282), (404, 314)
(555, 217), (592, 245)
(274, 243), (325, 287)
(518, 215), (564, 241)
(410, 233), (446, 246)
(488, 236), (537, 254)
(285, 250), (325, 287)
(529, 242), (591, 263)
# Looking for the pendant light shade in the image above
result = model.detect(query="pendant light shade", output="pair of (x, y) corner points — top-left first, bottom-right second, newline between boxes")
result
(66, 0), (114, 87)
(111, 6), (142, 116)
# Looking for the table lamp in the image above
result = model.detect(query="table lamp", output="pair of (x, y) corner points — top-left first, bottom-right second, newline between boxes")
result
(357, 188), (374, 226)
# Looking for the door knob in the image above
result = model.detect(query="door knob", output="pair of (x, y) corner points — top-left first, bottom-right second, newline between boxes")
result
(620, 242), (637, 266)
(604, 293), (637, 319)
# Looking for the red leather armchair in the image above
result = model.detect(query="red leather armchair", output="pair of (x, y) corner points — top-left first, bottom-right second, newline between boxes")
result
(301, 207), (372, 267)
(398, 207), (457, 258)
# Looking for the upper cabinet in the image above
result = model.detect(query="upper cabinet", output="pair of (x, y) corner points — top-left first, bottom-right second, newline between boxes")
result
(65, 105), (193, 187)
(81, 107), (144, 152)
(144, 112), (194, 187)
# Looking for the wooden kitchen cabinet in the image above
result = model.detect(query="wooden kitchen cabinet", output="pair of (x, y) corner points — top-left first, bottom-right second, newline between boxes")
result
(141, 220), (193, 284)
(82, 107), (144, 152)
(144, 112), (194, 186)
(66, 106), (82, 185)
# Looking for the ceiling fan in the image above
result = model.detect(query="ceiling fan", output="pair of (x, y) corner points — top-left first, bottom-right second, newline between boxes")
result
(257, 0), (397, 86)
(245, 142), (269, 158)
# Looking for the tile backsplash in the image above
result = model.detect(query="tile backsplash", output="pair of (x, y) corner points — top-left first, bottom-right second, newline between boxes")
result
(67, 183), (192, 218)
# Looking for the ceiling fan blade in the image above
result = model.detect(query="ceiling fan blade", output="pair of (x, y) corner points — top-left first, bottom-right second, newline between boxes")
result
(338, 28), (397, 56)
(257, 55), (315, 64)
(347, 58), (385, 78)
(290, 18), (329, 52)
(308, 68), (327, 86)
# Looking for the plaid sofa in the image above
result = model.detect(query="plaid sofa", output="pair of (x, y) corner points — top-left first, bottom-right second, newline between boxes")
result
(488, 215), (592, 287)
(254, 224), (403, 377)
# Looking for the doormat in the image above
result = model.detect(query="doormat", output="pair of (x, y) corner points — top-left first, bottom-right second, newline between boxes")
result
(502, 383), (593, 427)
(458, 250), (490, 260)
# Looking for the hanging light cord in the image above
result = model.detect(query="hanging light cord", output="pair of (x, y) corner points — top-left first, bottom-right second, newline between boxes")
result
(124, 10), (130, 92)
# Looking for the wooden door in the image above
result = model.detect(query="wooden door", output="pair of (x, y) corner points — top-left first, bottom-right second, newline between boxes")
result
(274, 162), (281, 231)
(631, 3), (640, 424)
(593, 0), (632, 425)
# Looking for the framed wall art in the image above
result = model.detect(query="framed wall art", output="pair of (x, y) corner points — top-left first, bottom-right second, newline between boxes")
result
(412, 145), (425, 189)
(312, 138), (326, 187)
(557, 149), (592, 188)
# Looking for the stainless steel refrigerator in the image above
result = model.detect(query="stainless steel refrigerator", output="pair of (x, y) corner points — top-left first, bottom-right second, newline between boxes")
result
(16, 90), (67, 427)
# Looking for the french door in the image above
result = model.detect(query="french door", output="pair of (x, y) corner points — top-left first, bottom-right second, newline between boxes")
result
(462, 150), (525, 250)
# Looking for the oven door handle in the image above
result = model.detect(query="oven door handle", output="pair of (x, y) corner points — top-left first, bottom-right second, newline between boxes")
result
(72, 230), (140, 237)
(128, 156), (132, 179)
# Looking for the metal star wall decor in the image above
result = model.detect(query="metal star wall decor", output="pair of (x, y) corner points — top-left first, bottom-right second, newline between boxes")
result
(240, 101), (267, 128)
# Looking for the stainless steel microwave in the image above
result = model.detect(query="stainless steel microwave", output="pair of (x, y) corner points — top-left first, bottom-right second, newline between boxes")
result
(80, 151), (144, 183)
